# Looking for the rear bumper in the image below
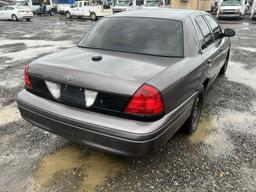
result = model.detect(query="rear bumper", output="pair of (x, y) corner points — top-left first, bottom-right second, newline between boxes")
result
(17, 90), (195, 156)
(18, 14), (33, 19)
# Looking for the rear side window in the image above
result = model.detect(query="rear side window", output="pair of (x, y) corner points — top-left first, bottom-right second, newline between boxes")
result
(195, 16), (213, 50)
(7, 7), (14, 10)
(204, 15), (222, 40)
(79, 17), (184, 57)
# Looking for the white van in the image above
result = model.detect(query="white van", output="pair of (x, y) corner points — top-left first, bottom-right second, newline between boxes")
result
(15, 0), (54, 13)
(217, 0), (247, 19)
(64, 0), (112, 20)
(251, 0), (256, 20)
(143, 0), (169, 8)
(112, 0), (142, 13)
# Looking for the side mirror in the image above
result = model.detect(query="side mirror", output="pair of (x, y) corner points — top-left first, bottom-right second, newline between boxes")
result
(224, 29), (235, 37)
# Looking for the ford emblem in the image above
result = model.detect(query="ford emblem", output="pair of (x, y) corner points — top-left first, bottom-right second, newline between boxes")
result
(64, 75), (74, 81)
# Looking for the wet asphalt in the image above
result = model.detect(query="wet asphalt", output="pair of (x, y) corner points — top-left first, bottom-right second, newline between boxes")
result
(0, 15), (256, 192)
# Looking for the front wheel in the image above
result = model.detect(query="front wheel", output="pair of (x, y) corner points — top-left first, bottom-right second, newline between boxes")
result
(90, 12), (97, 21)
(182, 86), (204, 134)
(12, 14), (18, 21)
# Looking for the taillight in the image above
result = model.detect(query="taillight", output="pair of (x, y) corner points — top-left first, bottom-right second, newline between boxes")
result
(124, 84), (164, 116)
(24, 64), (32, 89)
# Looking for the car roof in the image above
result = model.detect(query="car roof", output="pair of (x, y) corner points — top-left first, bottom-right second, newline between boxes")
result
(108, 8), (205, 21)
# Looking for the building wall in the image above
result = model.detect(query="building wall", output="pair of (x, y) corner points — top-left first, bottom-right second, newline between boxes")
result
(171, 0), (212, 11)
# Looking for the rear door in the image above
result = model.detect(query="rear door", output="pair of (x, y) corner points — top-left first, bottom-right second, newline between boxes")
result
(204, 14), (229, 74)
(0, 6), (4, 19)
(6, 6), (15, 19)
(77, 1), (84, 16)
(2, 6), (12, 19)
(194, 15), (219, 83)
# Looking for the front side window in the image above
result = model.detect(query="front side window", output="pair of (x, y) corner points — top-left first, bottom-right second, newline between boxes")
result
(78, 18), (184, 57)
(71, 1), (78, 7)
(205, 15), (222, 40)
(195, 16), (213, 49)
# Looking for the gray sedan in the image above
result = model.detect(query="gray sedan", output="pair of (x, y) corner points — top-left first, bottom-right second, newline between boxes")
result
(17, 9), (235, 156)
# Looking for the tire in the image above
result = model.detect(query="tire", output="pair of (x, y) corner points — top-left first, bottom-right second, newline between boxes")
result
(12, 14), (18, 21)
(50, 10), (54, 16)
(219, 49), (230, 75)
(65, 11), (72, 19)
(90, 12), (97, 21)
(26, 18), (31, 22)
(78, 16), (82, 19)
(182, 86), (204, 134)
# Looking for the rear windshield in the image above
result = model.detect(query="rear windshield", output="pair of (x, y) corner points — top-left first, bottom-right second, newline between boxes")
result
(78, 17), (184, 57)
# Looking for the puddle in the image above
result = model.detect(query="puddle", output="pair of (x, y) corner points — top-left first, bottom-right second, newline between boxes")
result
(0, 39), (73, 63)
(188, 109), (256, 157)
(188, 115), (217, 144)
(33, 147), (126, 192)
(226, 61), (256, 89)
(0, 102), (21, 126)
(235, 47), (256, 53)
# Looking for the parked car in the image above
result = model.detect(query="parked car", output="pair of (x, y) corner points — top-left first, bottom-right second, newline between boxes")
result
(0, 5), (33, 21)
(251, 0), (256, 20)
(64, 0), (112, 20)
(143, 0), (168, 8)
(17, 9), (235, 156)
(113, 0), (142, 13)
(15, 0), (54, 13)
(217, 0), (247, 19)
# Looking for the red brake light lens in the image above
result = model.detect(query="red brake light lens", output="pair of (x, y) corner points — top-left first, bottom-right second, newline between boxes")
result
(24, 64), (32, 89)
(124, 84), (164, 115)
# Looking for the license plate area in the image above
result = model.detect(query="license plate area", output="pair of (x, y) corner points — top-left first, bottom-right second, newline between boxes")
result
(60, 85), (85, 107)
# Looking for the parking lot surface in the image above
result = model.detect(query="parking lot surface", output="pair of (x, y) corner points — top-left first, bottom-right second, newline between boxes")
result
(0, 16), (256, 192)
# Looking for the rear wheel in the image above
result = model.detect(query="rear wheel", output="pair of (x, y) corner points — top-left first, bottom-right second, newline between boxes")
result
(90, 12), (97, 21)
(65, 11), (72, 19)
(26, 18), (31, 22)
(219, 49), (230, 75)
(12, 14), (18, 21)
(182, 86), (204, 134)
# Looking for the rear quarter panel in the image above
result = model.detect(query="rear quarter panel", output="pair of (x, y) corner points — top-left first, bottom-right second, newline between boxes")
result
(148, 56), (207, 114)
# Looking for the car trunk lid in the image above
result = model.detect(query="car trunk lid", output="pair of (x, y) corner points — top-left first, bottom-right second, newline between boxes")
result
(29, 47), (182, 95)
